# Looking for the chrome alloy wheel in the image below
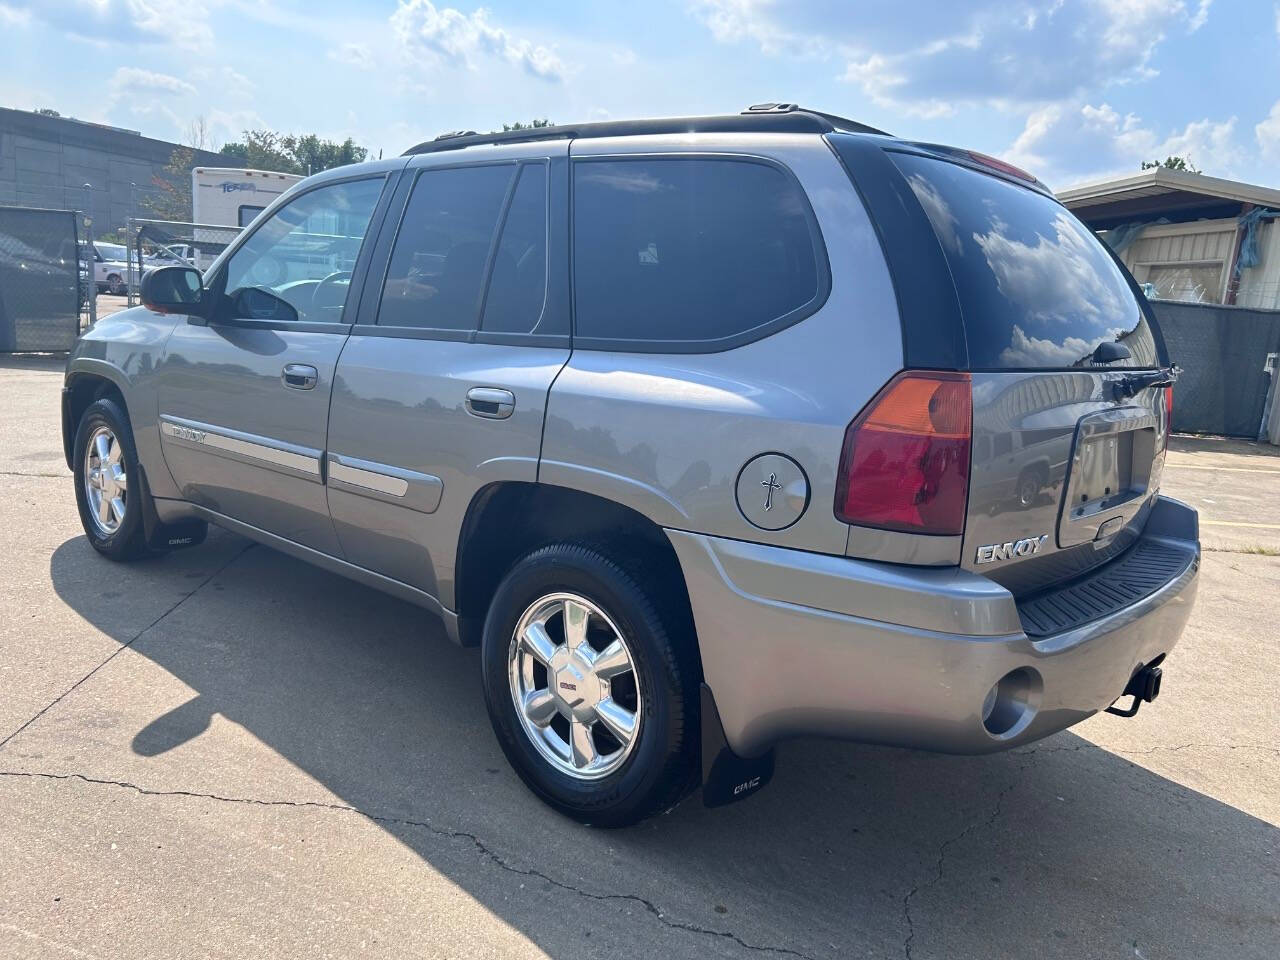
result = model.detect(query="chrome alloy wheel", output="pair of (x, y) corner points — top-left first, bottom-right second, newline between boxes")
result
(84, 425), (127, 535)
(508, 592), (642, 781)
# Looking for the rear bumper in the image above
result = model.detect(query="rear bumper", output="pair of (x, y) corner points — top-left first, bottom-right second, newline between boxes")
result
(667, 496), (1199, 758)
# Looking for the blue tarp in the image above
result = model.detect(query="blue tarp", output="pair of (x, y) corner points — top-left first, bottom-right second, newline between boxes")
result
(1234, 206), (1280, 277)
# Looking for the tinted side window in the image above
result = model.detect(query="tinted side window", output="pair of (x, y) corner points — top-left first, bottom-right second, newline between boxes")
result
(379, 165), (513, 330)
(891, 153), (1158, 369)
(573, 158), (823, 346)
(482, 163), (548, 334)
(221, 177), (383, 324)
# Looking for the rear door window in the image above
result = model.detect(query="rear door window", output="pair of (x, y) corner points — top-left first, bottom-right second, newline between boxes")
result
(891, 153), (1159, 369)
(379, 165), (513, 331)
(572, 157), (826, 349)
(481, 163), (548, 334)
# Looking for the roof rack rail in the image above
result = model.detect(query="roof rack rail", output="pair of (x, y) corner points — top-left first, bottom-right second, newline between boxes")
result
(402, 106), (889, 156)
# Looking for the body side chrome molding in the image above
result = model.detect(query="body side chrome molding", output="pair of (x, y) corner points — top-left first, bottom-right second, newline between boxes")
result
(329, 458), (409, 497)
(160, 415), (322, 481)
(326, 453), (444, 513)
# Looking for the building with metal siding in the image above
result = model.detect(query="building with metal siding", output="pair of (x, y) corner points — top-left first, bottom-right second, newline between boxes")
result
(0, 107), (233, 234)
(1059, 168), (1280, 310)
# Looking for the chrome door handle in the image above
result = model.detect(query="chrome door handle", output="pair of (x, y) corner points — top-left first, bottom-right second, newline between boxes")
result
(465, 387), (515, 419)
(282, 363), (318, 390)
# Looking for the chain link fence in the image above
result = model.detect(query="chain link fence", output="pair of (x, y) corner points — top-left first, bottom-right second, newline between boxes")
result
(124, 218), (241, 305)
(0, 205), (83, 352)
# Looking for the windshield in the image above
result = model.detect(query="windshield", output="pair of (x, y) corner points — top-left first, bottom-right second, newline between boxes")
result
(892, 153), (1160, 370)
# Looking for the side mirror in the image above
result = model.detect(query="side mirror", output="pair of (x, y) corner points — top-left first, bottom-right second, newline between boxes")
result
(141, 266), (206, 317)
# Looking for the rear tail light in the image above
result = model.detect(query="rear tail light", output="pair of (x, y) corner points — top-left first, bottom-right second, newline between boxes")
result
(1163, 385), (1173, 451)
(834, 371), (972, 536)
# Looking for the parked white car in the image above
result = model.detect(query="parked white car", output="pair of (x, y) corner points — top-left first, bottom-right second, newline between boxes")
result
(91, 242), (130, 295)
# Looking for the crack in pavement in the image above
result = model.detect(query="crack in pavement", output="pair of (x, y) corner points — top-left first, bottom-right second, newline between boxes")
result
(0, 469), (69, 478)
(0, 543), (254, 752)
(899, 767), (1024, 960)
(0, 769), (816, 960)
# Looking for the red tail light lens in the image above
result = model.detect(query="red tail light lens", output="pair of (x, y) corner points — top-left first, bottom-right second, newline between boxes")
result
(834, 371), (972, 536)
(1163, 385), (1173, 451)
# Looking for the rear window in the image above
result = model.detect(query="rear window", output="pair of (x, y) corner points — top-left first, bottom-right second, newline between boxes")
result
(892, 153), (1159, 369)
(573, 157), (825, 348)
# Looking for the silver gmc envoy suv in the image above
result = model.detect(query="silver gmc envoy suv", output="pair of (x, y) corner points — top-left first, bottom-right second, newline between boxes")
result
(63, 105), (1198, 826)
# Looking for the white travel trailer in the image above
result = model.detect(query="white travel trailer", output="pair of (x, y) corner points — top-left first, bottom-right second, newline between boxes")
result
(191, 167), (302, 229)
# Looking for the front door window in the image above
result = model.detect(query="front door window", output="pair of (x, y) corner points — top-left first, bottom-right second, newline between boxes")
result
(221, 177), (384, 324)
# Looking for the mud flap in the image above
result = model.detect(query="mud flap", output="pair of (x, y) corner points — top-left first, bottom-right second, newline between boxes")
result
(137, 467), (208, 552)
(700, 683), (775, 808)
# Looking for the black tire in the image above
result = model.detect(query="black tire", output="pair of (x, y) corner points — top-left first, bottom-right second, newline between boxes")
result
(1016, 467), (1045, 508)
(106, 274), (126, 295)
(72, 397), (153, 561)
(481, 543), (699, 827)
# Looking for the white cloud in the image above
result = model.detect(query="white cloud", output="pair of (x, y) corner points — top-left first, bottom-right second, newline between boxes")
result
(1257, 100), (1280, 163)
(1006, 100), (1240, 186)
(1, 0), (212, 49)
(999, 325), (1126, 367)
(974, 210), (1131, 327)
(329, 42), (374, 70)
(1188, 0), (1213, 30)
(110, 67), (196, 98)
(695, 0), (1206, 113)
(0, 3), (31, 25)
(390, 0), (567, 82)
(690, 0), (822, 57)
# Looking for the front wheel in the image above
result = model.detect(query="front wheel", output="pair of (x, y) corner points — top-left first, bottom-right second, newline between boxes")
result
(481, 543), (699, 826)
(72, 398), (152, 560)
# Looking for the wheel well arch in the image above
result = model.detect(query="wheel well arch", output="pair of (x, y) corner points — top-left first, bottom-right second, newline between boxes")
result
(453, 482), (700, 670)
(63, 373), (126, 469)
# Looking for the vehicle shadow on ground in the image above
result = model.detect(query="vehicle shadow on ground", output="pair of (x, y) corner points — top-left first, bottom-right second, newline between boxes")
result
(46, 530), (1279, 960)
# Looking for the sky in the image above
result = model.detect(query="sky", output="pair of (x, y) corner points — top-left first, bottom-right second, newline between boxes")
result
(0, 0), (1273, 190)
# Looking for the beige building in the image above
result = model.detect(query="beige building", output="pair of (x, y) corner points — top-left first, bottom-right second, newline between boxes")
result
(1058, 168), (1280, 310)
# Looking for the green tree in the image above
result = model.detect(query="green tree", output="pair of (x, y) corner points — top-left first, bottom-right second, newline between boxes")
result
(218, 130), (369, 175)
(218, 130), (296, 173)
(34, 107), (61, 117)
(500, 119), (552, 132)
(141, 146), (196, 222)
(1141, 156), (1201, 174)
(289, 135), (368, 175)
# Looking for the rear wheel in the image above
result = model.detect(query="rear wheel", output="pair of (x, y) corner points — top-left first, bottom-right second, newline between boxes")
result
(481, 543), (698, 826)
(1016, 467), (1044, 508)
(106, 273), (126, 295)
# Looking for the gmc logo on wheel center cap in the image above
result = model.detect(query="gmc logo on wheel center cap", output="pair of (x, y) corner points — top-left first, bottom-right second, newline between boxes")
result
(559, 681), (577, 691)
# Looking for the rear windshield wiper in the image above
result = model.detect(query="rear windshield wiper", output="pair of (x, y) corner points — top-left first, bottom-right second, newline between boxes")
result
(1113, 363), (1181, 400)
